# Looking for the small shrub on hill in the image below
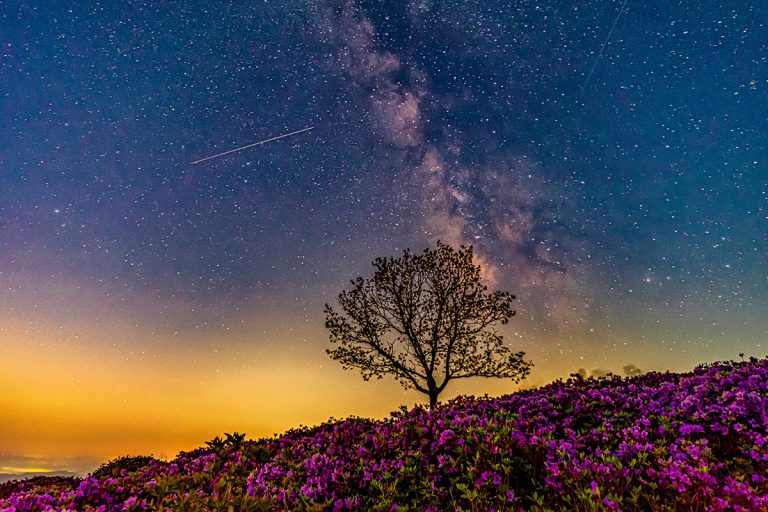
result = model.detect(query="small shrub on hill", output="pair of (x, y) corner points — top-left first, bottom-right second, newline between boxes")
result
(92, 455), (161, 479)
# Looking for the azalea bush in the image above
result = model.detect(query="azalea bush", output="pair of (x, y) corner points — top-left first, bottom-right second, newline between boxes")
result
(91, 456), (161, 480)
(1, 358), (766, 511)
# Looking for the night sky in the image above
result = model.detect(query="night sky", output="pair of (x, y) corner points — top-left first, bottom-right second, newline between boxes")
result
(1, 1), (766, 476)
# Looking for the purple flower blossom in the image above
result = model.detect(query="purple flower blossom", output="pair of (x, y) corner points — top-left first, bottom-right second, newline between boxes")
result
(679, 423), (705, 435)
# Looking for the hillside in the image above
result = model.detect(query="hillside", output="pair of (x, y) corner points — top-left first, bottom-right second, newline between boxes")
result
(1, 358), (766, 511)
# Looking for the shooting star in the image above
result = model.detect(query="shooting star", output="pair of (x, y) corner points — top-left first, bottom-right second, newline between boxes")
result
(580, 0), (629, 96)
(191, 126), (315, 164)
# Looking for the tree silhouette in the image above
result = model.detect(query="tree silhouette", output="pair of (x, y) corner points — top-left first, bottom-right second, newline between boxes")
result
(324, 241), (532, 407)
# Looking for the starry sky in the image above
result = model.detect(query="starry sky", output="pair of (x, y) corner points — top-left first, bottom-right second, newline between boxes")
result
(1, 0), (766, 476)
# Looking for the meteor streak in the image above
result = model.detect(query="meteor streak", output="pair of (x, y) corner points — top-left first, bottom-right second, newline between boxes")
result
(191, 126), (315, 164)
(580, 0), (629, 96)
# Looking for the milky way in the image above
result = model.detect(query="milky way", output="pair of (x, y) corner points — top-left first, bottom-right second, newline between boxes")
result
(309, 1), (590, 328)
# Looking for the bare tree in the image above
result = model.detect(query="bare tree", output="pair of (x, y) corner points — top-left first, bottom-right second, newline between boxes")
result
(324, 241), (532, 408)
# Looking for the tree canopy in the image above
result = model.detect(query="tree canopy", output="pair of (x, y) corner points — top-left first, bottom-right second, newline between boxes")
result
(324, 241), (532, 407)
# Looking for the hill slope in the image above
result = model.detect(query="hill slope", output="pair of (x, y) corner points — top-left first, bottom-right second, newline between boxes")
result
(2, 358), (767, 511)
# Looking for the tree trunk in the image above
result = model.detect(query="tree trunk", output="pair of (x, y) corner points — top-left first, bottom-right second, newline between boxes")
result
(427, 375), (439, 408)
(428, 389), (438, 408)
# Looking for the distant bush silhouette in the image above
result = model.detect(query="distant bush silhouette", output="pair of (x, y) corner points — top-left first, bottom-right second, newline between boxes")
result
(92, 455), (160, 479)
(324, 241), (532, 407)
(570, 365), (644, 381)
(205, 431), (246, 451)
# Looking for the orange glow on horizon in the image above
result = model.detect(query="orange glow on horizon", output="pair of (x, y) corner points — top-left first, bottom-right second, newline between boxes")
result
(0, 467), (55, 474)
(2, 280), (756, 476)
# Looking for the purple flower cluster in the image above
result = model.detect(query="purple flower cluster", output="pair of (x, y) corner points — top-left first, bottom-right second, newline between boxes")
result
(2, 358), (766, 511)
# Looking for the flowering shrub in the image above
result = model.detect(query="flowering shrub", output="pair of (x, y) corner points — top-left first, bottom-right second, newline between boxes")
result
(91, 456), (161, 480)
(1, 358), (766, 511)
